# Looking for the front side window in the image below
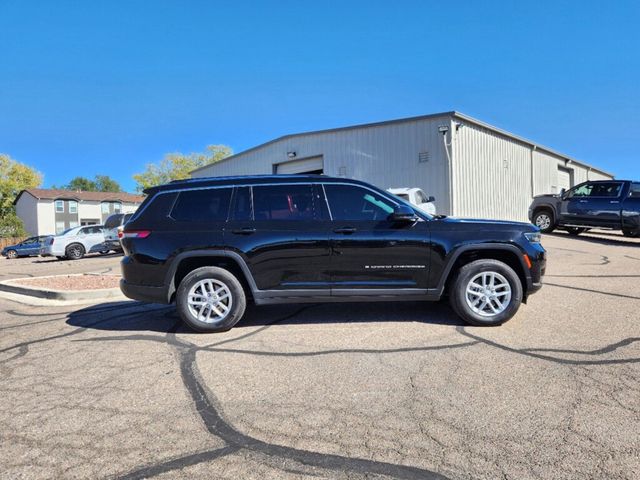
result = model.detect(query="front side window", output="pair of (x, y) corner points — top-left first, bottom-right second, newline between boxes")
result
(252, 185), (314, 221)
(69, 201), (78, 214)
(171, 188), (232, 222)
(324, 184), (396, 221)
(567, 183), (593, 198)
(55, 200), (64, 212)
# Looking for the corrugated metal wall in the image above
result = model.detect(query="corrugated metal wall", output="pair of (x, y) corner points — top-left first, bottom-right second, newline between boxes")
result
(193, 117), (453, 215)
(452, 123), (533, 221)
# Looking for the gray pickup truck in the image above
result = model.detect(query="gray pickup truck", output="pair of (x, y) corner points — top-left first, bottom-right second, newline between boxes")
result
(529, 180), (640, 237)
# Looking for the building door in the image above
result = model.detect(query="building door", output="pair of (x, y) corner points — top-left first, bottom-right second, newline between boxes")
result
(557, 167), (572, 193)
(275, 156), (323, 174)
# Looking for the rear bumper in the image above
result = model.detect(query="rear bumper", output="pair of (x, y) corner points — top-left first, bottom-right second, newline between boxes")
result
(120, 279), (170, 304)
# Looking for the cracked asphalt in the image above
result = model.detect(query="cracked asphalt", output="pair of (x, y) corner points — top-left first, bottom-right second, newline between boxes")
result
(1, 232), (639, 479)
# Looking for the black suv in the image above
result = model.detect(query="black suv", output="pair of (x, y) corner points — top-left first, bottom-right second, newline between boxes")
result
(120, 175), (546, 332)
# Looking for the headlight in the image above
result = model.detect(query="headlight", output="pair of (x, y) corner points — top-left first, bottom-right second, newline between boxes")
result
(524, 232), (542, 243)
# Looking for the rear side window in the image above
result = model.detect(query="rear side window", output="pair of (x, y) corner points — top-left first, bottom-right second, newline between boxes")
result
(629, 183), (640, 198)
(232, 186), (253, 220)
(591, 182), (623, 197)
(171, 188), (232, 222)
(252, 185), (314, 221)
(324, 184), (396, 221)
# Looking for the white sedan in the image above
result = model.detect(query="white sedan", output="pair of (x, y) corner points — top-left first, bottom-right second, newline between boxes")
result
(40, 225), (108, 260)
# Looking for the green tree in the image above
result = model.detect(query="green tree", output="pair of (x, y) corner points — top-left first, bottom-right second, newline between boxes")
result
(65, 176), (98, 191)
(54, 175), (122, 192)
(0, 154), (42, 237)
(133, 144), (232, 191)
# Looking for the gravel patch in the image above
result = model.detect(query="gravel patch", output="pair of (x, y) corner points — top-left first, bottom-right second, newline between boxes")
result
(13, 274), (121, 291)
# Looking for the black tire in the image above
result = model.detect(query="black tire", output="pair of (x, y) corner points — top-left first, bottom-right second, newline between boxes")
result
(532, 209), (555, 233)
(566, 227), (587, 236)
(6, 249), (18, 259)
(65, 243), (85, 260)
(623, 228), (640, 238)
(449, 259), (523, 326)
(176, 266), (246, 333)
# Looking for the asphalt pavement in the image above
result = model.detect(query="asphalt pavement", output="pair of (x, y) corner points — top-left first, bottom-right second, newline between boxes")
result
(0, 232), (638, 479)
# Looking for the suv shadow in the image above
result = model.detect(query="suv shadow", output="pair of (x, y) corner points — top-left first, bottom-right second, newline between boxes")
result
(66, 300), (463, 334)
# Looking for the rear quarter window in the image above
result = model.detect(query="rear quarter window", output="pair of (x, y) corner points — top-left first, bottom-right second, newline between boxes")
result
(171, 188), (232, 222)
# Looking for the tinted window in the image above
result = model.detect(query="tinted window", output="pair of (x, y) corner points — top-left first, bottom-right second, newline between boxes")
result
(253, 185), (314, 221)
(232, 187), (253, 221)
(630, 183), (640, 198)
(324, 184), (396, 221)
(171, 188), (232, 222)
(590, 182), (622, 197)
(104, 214), (124, 229)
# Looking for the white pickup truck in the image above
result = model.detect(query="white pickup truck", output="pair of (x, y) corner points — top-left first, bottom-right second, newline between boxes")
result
(387, 187), (437, 216)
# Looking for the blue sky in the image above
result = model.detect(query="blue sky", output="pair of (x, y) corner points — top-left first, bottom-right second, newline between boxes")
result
(1, 0), (638, 192)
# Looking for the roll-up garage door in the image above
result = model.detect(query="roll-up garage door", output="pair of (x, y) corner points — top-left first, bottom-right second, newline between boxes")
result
(557, 167), (572, 192)
(275, 156), (323, 174)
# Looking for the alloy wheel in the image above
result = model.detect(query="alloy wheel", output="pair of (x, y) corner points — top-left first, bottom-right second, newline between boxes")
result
(187, 279), (233, 324)
(465, 271), (512, 317)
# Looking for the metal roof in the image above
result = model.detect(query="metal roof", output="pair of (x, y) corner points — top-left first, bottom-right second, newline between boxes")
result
(190, 111), (614, 178)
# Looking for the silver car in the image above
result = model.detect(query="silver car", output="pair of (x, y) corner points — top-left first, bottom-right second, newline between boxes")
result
(40, 225), (108, 260)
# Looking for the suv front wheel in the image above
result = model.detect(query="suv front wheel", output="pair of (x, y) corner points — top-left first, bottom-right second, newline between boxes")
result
(449, 259), (523, 326)
(176, 266), (247, 332)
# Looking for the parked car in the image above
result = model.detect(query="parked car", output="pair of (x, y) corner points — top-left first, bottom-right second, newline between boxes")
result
(104, 213), (133, 252)
(529, 180), (640, 237)
(2, 236), (49, 259)
(387, 187), (437, 215)
(120, 175), (546, 332)
(40, 225), (108, 260)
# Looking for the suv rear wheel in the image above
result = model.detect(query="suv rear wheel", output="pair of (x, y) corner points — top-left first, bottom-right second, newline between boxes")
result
(532, 209), (555, 233)
(449, 259), (523, 326)
(176, 266), (246, 332)
(623, 228), (640, 238)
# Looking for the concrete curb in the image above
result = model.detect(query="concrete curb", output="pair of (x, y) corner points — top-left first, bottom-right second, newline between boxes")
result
(0, 274), (124, 301)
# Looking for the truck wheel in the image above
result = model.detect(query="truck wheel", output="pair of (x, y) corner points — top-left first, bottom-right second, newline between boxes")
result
(65, 243), (85, 260)
(176, 266), (246, 333)
(623, 228), (640, 238)
(566, 227), (587, 236)
(532, 209), (555, 233)
(449, 259), (523, 326)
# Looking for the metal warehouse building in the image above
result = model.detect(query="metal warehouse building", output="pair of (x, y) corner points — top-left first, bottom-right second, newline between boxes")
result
(191, 111), (613, 221)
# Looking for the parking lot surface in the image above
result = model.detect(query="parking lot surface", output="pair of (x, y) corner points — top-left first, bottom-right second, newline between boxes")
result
(1, 233), (639, 479)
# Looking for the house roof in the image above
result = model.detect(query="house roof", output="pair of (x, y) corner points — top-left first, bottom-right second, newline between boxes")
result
(190, 110), (614, 178)
(14, 188), (145, 205)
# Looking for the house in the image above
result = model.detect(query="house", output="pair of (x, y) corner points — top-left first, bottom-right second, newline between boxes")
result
(191, 111), (613, 221)
(14, 189), (145, 236)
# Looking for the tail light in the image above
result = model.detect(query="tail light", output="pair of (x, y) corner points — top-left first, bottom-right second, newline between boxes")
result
(47, 237), (54, 245)
(121, 230), (151, 239)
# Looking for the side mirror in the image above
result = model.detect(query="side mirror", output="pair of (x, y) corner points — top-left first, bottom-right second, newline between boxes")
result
(559, 188), (566, 199)
(427, 196), (435, 203)
(389, 205), (418, 223)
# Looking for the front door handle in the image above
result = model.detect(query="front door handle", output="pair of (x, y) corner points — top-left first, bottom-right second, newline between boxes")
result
(334, 227), (357, 234)
(231, 227), (256, 235)
(610, 200), (620, 204)
(579, 200), (588, 203)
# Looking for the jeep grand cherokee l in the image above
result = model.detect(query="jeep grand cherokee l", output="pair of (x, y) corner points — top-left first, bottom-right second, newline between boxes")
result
(120, 175), (546, 332)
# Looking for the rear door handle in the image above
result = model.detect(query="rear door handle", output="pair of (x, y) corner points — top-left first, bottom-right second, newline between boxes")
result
(334, 227), (357, 234)
(231, 227), (256, 235)
(579, 200), (588, 203)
